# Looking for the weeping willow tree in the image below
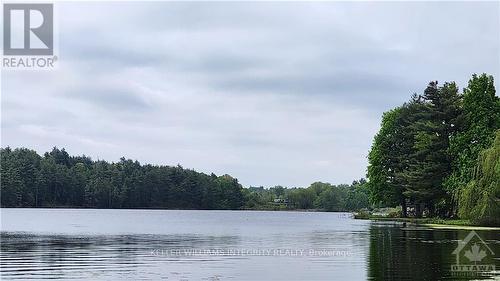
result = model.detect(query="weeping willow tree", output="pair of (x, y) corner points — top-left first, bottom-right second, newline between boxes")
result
(459, 130), (500, 225)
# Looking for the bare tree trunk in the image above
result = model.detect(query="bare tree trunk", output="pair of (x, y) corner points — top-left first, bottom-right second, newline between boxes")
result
(401, 199), (407, 218)
(415, 203), (422, 218)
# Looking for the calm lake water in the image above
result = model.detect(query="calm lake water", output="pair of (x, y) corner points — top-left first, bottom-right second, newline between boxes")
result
(0, 209), (498, 280)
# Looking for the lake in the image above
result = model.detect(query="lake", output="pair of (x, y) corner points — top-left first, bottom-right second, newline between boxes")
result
(0, 209), (498, 280)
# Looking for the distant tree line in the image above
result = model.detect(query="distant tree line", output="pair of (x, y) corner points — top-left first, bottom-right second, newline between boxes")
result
(0, 147), (370, 212)
(367, 73), (499, 225)
(244, 180), (370, 211)
(0, 147), (244, 209)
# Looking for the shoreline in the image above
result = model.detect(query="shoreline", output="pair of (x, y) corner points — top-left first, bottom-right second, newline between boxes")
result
(355, 216), (500, 230)
(0, 207), (348, 213)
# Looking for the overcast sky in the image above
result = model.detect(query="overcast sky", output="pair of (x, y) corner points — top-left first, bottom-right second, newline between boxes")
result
(2, 1), (499, 187)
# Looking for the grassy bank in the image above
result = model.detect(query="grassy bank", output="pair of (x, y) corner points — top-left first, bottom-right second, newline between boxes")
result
(354, 214), (500, 229)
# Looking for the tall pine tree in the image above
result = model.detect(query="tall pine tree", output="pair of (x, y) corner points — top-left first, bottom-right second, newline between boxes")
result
(402, 82), (461, 217)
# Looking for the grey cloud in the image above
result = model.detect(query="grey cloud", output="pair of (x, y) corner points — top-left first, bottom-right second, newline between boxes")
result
(65, 87), (154, 111)
(212, 71), (416, 108)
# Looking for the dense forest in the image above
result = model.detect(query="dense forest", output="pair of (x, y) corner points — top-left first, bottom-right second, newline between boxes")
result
(0, 147), (370, 211)
(367, 73), (500, 225)
(0, 147), (244, 209)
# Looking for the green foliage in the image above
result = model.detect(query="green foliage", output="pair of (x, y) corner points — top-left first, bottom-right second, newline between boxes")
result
(291, 187), (317, 209)
(1, 147), (369, 212)
(458, 130), (500, 225)
(402, 82), (461, 216)
(367, 96), (425, 215)
(0, 147), (41, 206)
(367, 73), (499, 223)
(367, 107), (402, 206)
(244, 179), (371, 212)
(448, 74), (500, 205)
(0, 147), (244, 210)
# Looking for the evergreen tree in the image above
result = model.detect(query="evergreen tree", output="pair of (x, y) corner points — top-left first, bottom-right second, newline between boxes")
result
(402, 82), (461, 217)
(0, 147), (246, 210)
(367, 97), (424, 216)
